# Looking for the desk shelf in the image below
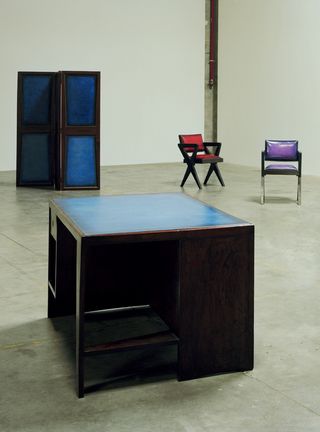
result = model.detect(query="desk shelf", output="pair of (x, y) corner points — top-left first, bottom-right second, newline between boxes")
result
(85, 330), (179, 356)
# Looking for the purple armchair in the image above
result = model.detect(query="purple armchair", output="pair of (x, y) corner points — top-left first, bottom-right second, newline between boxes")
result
(261, 140), (302, 205)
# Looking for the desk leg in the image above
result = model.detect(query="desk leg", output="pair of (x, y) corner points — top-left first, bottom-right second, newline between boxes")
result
(48, 216), (77, 318)
(178, 231), (254, 380)
(76, 238), (86, 398)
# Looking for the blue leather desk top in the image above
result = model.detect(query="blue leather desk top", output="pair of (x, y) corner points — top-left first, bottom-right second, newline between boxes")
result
(52, 193), (249, 237)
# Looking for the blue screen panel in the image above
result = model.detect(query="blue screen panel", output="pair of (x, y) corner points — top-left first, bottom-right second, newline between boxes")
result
(20, 134), (51, 183)
(22, 75), (52, 125)
(65, 136), (97, 187)
(66, 75), (96, 126)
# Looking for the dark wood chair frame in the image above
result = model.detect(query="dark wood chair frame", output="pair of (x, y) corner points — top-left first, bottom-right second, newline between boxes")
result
(178, 140), (224, 189)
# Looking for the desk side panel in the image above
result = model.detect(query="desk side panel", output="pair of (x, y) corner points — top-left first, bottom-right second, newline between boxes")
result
(178, 226), (254, 379)
(48, 216), (77, 317)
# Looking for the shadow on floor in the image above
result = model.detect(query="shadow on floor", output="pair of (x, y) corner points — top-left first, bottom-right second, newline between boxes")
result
(247, 196), (298, 204)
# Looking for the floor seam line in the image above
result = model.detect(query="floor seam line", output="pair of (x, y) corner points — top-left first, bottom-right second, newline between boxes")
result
(243, 372), (320, 417)
(0, 337), (72, 351)
(0, 232), (43, 256)
(0, 254), (45, 274)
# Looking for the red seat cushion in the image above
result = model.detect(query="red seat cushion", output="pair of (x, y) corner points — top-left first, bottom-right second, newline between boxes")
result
(180, 134), (204, 151)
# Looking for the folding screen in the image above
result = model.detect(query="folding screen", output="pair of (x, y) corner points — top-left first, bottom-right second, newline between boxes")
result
(57, 71), (100, 190)
(16, 71), (100, 190)
(16, 72), (56, 186)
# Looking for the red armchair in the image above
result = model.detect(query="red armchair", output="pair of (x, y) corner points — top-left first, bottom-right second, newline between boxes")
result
(178, 134), (224, 189)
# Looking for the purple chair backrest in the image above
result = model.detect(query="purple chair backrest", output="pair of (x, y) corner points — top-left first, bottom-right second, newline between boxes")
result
(265, 140), (298, 160)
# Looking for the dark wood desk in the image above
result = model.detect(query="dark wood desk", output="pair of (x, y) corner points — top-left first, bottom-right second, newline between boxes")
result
(48, 193), (254, 397)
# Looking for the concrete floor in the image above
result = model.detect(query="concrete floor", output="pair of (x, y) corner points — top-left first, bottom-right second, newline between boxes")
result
(1, 162), (320, 431)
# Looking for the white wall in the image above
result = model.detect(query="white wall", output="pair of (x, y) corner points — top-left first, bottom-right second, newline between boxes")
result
(218, 0), (320, 176)
(0, 0), (204, 171)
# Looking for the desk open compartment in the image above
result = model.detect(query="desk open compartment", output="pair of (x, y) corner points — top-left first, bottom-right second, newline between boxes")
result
(48, 218), (181, 390)
(82, 240), (180, 361)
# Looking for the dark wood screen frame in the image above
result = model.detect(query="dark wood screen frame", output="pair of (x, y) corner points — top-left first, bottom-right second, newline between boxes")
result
(16, 72), (57, 186)
(56, 71), (100, 191)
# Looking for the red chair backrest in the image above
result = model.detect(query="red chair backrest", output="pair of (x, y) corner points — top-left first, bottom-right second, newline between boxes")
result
(179, 134), (204, 152)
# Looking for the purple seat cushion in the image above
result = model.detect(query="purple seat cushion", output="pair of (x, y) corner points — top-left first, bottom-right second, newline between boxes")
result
(265, 164), (298, 171)
(266, 140), (298, 160)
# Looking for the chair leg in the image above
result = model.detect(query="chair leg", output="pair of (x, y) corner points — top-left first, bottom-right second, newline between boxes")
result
(180, 166), (191, 187)
(190, 165), (202, 189)
(297, 176), (301, 205)
(203, 164), (215, 185)
(213, 164), (225, 186)
(261, 176), (265, 204)
(181, 164), (202, 189)
(204, 164), (225, 186)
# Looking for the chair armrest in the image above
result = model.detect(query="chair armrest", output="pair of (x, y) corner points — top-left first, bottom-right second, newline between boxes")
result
(261, 151), (265, 174)
(203, 142), (222, 156)
(298, 151), (302, 176)
(178, 143), (199, 160)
